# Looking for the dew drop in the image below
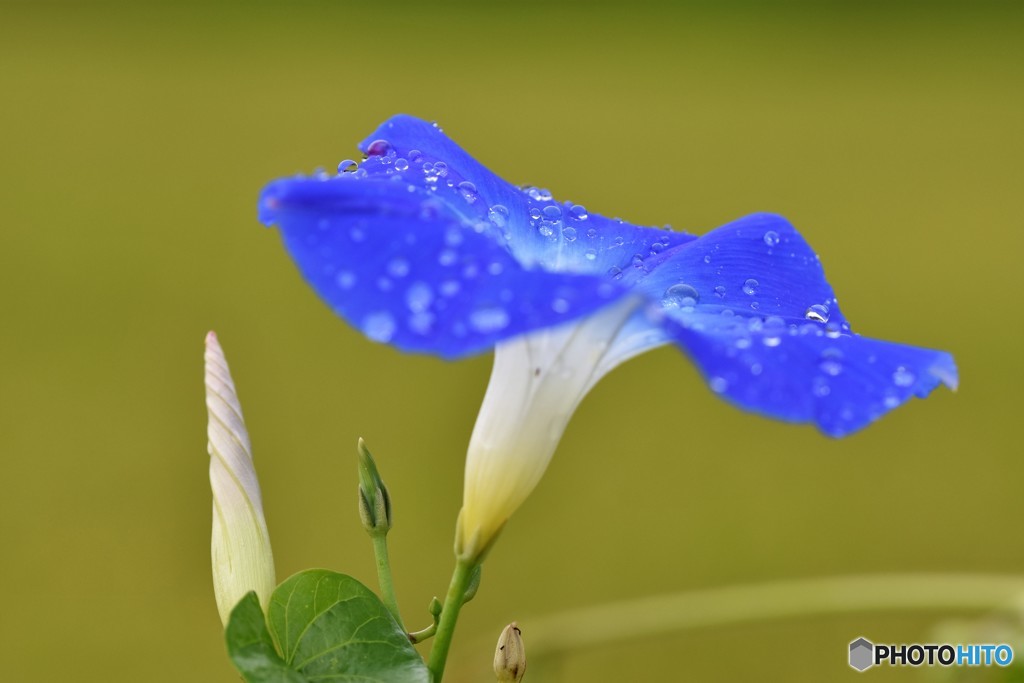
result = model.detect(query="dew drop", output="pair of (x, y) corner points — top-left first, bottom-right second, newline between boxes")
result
(488, 205), (509, 227)
(562, 226), (577, 241)
(607, 266), (623, 280)
(570, 204), (588, 220)
(457, 181), (478, 203)
(763, 230), (780, 247)
(387, 258), (410, 278)
(612, 236), (624, 247)
(364, 312), (396, 342)
(543, 205), (562, 218)
(742, 278), (759, 295)
(714, 285), (726, 298)
(586, 228), (598, 239)
(408, 311), (434, 335)
(585, 248), (597, 261)
(805, 304), (830, 323)
(661, 283), (700, 309)
(394, 158), (409, 171)
(703, 255), (712, 264)
(538, 222), (555, 238)
(336, 271), (356, 290)
(469, 308), (510, 333)
(365, 139), (392, 157)
(405, 282), (433, 313)
(337, 159), (358, 173)
(892, 366), (916, 387)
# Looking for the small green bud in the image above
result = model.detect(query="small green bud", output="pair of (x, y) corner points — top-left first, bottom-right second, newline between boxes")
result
(494, 622), (526, 682)
(462, 564), (482, 604)
(356, 438), (392, 534)
(429, 597), (443, 619)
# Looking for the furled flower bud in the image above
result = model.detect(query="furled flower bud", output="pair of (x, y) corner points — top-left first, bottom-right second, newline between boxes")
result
(205, 331), (276, 625)
(356, 437), (392, 534)
(494, 622), (526, 682)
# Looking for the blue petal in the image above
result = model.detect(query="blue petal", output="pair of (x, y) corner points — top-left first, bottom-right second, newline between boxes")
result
(668, 314), (958, 436)
(630, 213), (848, 328)
(356, 115), (697, 275)
(259, 174), (625, 358)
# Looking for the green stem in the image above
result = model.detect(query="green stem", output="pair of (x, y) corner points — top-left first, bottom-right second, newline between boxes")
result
(427, 558), (476, 682)
(409, 622), (438, 644)
(371, 533), (404, 630)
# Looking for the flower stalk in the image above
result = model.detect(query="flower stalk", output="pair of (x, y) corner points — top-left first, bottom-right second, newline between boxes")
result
(357, 438), (403, 629)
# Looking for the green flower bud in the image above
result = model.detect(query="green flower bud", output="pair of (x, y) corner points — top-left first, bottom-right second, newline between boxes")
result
(357, 438), (392, 534)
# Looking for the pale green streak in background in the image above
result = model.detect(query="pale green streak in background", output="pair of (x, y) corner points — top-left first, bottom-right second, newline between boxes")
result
(0, 2), (1020, 681)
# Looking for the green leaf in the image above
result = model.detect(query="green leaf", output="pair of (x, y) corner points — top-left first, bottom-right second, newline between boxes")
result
(268, 569), (430, 683)
(226, 592), (309, 683)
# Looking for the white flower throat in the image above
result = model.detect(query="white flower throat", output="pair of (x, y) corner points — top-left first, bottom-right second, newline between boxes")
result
(457, 295), (664, 558)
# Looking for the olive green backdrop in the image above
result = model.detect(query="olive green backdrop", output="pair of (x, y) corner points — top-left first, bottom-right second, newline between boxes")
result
(1, 2), (1021, 681)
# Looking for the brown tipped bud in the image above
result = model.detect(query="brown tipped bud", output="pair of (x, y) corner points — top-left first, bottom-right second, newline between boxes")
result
(494, 622), (526, 682)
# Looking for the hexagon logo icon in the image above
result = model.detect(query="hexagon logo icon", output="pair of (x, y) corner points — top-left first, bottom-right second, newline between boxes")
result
(849, 637), (874, 671)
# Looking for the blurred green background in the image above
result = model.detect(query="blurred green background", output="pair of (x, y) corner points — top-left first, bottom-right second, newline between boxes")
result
(1, 2), (1021, 681)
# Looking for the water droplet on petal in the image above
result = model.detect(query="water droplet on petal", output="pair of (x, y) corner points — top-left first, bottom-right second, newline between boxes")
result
(585, 248), (597, 261)
(469, 308), (510, 333)
(529, 207), (542, 220)
(805, 304), (830, 323)
(394, 158), (409, 171)
(408, 311), (434, 335)
(338, 159), (358, 173)
(612, 236), (624, 247)
(742, 278), (759, 295)
(661, 283), (700, 309)
(570, 204), (588, 220)
(893, 366), (916, 387)
(763, 230), (780, 247)
(714, 285), (726, 298)
(825, 321), (842, 338)
(543, 205), (562, 218)
(364, 312), (396, 342)
(586, 228), (598, 239)
(562, 226), (577, 241)
(538, 222), (555, 238)
(387, 258), (410, 278)
(703, 255), (712, 264)
(336, 271), (356, 290)
(365, 139), (392, 157)
(405, 282), (433, 313)
(457, 181), (478, 203)
(607, 266), (623, 280)
(488, 205), (509, 227)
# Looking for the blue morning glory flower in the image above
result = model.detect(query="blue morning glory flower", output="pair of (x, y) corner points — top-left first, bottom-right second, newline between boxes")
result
(259, 115), (957, 556)
(260, 113), (956, 435)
